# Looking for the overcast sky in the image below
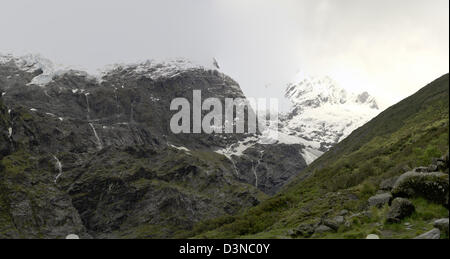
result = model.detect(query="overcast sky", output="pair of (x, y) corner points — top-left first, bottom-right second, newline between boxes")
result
(1, 0), (448, 110)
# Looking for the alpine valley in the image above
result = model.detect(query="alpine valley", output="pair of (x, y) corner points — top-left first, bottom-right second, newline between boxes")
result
(0, 54), (448, 239)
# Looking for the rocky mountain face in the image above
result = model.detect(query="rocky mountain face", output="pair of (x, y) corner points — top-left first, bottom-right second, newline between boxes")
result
(0, 54), (313, 238)
(281, 76), (380, 154)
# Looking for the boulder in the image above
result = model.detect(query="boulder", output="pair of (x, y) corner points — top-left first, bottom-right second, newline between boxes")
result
(368, 193), (393, 208)
(440, 151), (449, 173)
(323, 216), (345, 231)
(379, 177), (398, 191)
(433, 218), (449, 235)
(414, 228), (441, 239)
(366, 234), (380, 239)
(287, 229), (295, 237)
(65, 234), (80, 239)
(344, 221), (352, 228)
(432, 152), (449, 173)
(436, 160), (447, 172)
(391, 171), (449, 206)
(386, 198), (415, 223)
(427, 164), (438, 172)
(314, 224), (334, 234)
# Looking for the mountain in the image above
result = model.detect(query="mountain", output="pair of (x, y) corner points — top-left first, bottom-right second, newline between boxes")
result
(0, 54), (312, 238)
(281, 76), (380, 154)
(192, 74), (449, 239)
(211, 76), (383, 194)
(3, 54), (431, 239)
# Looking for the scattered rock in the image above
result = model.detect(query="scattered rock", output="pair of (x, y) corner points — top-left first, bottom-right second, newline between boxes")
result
(368, 193), (393, 208)
(366, 234), (380, 239)
(391, 171), (449, 206)
(347, 193), (359, 201)
(379, 177), (398, 191)
(362, 210), (373, 219)
(292, 223), (316, 238)
(322, 209), (334, 217)
(339, 209), (349, 216)
(334, 216), (346, 225)
(414, 228), (441, 239)
(348, 210), (372, 221)
(433, 218), (449, 235)
(314, 224), (334, 234)
(386, 198), (415, 223)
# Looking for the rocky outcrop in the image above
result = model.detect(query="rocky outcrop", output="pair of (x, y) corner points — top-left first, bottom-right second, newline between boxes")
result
(391, 171), (449, 206)
(386, 198), (415, 223)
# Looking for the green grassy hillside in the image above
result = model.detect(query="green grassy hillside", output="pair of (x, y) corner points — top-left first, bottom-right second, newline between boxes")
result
(191, 74), (449, 239)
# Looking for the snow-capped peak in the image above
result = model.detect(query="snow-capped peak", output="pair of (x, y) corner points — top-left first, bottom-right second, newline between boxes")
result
(286, 76), (379, 110)
(0, 53), (54, 74)
(1, 54), (222, 86)
(280, 75), (381, 154)
(0, 53), (99, 86)
(101, 58), (219, 81)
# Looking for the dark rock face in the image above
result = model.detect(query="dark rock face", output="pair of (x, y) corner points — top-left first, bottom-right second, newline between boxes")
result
(231, 143), (307, 195)
(386, 198), (415, 223)
(0, 59), (309, 238)
(0, 99), (11, 159)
